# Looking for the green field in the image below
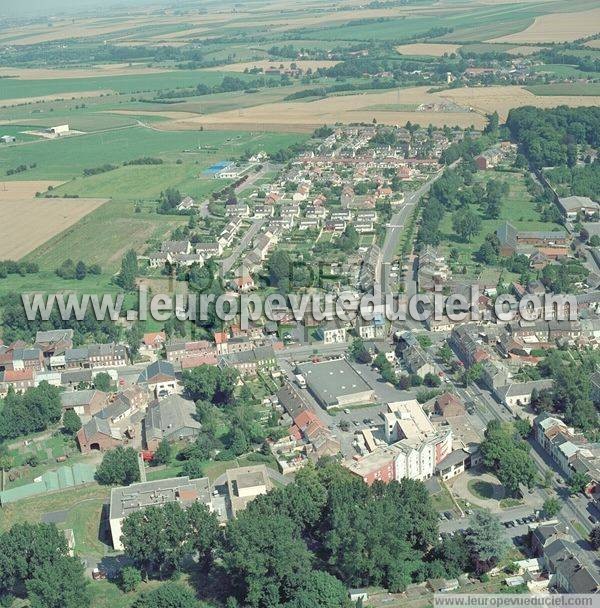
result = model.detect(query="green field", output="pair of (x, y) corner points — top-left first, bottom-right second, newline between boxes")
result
(0, 127), (306, 180)
(52, 164), (228, 200)
(0, 70), (254, 101)
(526, 83), (600, 96)
(531, 63), (598, 79)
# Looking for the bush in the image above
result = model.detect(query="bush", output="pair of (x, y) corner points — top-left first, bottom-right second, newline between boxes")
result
(120, 566), (142, 593)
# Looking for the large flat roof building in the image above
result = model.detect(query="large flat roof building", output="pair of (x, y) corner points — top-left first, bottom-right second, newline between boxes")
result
(297, 358), (375, 410)
(225, 465), (272, 517)
(109, 476), (212, 550)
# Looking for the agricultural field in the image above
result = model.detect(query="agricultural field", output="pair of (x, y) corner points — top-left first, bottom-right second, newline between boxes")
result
(489, 5), (600, 42)
(526, 83), (600, 96)
(0, 69), (252, 103)
(0, 181), (107, 260)
(0, 127), (306, 181)
(23, 199), (187, 272)
(395, 43), (462, 57)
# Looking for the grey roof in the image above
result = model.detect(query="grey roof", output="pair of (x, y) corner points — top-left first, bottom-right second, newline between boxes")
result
(498, 379), (554, 399)
(65, 348), (89, 363)
(97, 400), (130, 421)
(61, 369), (93, 384)
(145, 394), (200, 441)
(138, 360), (176, 383)
(109, 476), (211, 520)
(82, 416), (112, 438)
(558, 196), (599, 211)
(35, 329), (74, 344)
(60, 390), (105, 408)
(297, 358), (373, 407)
(436, 448), (469, 471)
(11, 348), (41, 361)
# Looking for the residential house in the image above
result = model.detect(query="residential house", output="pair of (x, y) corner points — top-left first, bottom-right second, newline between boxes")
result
(137, 360), (178, 398)
(144, 394), (201, 451)
(60, 390), (108, 417)
(35, 329), (74, 356)
(434, 393), (465, 418)
(355, 315), (386, 340)
(317, 319), (347, 344)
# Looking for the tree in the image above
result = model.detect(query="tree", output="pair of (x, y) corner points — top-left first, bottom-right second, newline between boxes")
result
(0, 382), (62, 442)
(26, 555), (89, 608)
(117, 249), (138, 291)
(94, 372), (112, 392)
(267, 249), (292, 291)
(62, 410), (82, 435)
(452, 209), (481, 242)
(484, 111), (499, 135)
(287, 571), (350, 608)
(75, 260), (87, 281)
(480, 421), (537, 496)
(186, 502), (220, 569)
(182, 365), (237, 405)
(438, 343), (453, 365)
(127, 323), (144, 358)
(0, 522), (87, 607)
(589, 526), (600, 550)
(122, 502), (192, 578)
(349, 338), (372, 364)
(569, 471), (590, 495)
(466, 510), (509, 573)
(131, 582), (200, 608)
(542, 498), (562, 518)
(120, 566), (142, 593)
(152, 440), (172, 466)
(221, 512), (313, 607)
(424, 372), (441, 387)
(95, 447), (140, 486)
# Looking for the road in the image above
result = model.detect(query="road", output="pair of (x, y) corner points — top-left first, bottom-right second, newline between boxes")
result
(377, 169), (445, 293)
(220, 218), (266, 275)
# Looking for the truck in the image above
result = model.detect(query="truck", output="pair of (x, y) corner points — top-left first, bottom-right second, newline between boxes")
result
(294, 374), (307, 389)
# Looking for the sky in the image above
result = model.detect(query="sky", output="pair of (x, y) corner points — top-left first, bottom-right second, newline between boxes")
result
(0, 0), (162, 18)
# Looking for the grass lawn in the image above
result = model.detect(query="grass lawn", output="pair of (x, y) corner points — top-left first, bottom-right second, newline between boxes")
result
(500, 497), (524, 509)
(438, 170), (562, 276)
(0, 484), (110, 532)
(430, 482), (457, 513)
(145, 454), (279, 484)
(468, 480), (495, 500)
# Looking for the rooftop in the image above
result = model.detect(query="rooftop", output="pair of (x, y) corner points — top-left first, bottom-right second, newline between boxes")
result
(109, 476), (211, 520)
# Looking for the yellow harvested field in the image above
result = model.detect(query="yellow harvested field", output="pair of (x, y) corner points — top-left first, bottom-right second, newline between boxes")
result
(153, 87), (486, 131)
(150, 84), (600, 132)
(489, 7), (600, 43)
(0, 64), (174, 80)
(396, 43), (462, 57)
(0, 182), (107, 260)
(440, 85), (600, 120)
(585, 39), (600, 49)
(204, 60), (340, 73)
(0, 90), (112, 108)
